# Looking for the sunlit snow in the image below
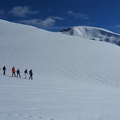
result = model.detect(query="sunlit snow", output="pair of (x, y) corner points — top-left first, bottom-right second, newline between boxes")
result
(1, 19), (120, 120)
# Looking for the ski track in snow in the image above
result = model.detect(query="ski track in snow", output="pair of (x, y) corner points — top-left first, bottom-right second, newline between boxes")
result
(0, 112), (43, 120)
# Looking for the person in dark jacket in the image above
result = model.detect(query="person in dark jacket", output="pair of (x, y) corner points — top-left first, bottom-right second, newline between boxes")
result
(29, 69), (33, 80)
(3, 66), (6, 75)
(24, 69), (28, 79)
(17, 69), (21, 78)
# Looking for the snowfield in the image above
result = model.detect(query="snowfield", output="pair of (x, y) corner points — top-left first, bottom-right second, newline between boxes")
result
(1, 19), (120, 120)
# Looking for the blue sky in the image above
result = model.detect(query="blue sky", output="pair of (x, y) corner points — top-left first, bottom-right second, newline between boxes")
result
(1, 0), (120, 33)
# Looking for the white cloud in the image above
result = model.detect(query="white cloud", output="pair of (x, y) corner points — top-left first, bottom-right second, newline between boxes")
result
(41, 17), (56, 27)
(68, 10), (90, 19)
(9, 6), (38, 17)
(19, 16), (63, 28)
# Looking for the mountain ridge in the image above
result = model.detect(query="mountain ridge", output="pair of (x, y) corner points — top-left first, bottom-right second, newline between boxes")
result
(60, 26), (120, 46)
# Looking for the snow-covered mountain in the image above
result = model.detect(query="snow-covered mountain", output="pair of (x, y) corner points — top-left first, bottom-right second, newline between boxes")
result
(60, 26), (120, 45)
(1, 19), (120, 120)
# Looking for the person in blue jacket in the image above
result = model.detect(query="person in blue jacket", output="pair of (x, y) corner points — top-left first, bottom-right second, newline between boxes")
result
(29, 69), (33, 80)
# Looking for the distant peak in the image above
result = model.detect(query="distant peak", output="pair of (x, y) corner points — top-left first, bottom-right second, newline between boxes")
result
(60, 26), (120, 46)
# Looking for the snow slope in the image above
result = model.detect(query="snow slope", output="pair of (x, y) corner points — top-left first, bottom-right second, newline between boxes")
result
(1, 19), (120, 120)
(60, 26), (120, 45)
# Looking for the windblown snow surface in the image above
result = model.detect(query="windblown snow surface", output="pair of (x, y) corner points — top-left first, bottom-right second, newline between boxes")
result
(1, 19), (120, 120)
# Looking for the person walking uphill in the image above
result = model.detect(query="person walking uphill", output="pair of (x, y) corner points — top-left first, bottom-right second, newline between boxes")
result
(12, 67), (16, 77)
(24, 69), (28, 79)
(29, 69), (33, 80)
(17, 69), (21, 78)
(3, 66), (6, 75)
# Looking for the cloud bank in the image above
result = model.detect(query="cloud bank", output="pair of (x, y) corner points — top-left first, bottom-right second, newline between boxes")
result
(19, 17), (63, 28)
(9, 6), (38, 17)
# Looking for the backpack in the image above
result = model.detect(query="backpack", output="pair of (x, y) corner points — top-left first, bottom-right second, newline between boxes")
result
(29, 70), (33, 75)
(3, 66), (6, 71)
(17, 69), (20, 73)
(24, 69), (27, 73)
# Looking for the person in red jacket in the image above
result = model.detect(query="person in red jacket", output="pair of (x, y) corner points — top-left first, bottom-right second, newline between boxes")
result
(12, 67), (16, 77)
